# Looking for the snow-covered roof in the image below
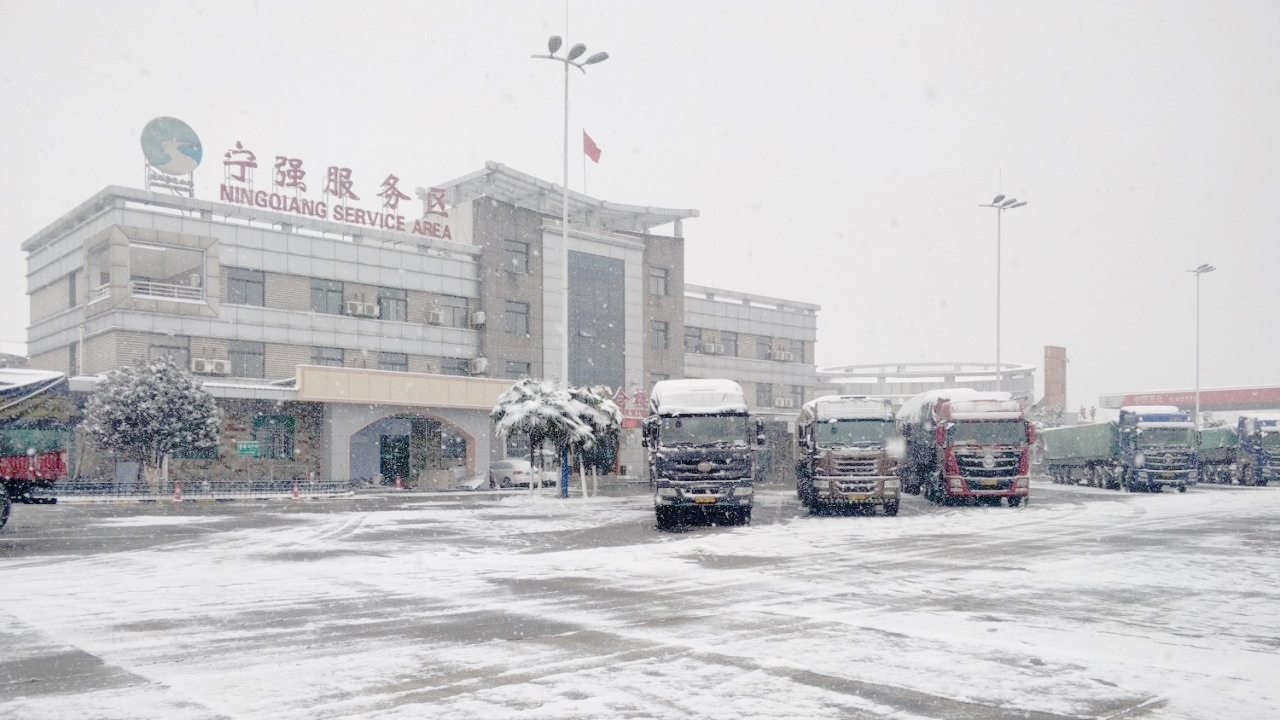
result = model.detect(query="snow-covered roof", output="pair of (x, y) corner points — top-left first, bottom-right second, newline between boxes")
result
(1120, 405), (1183, 415)
(0, 369), (65, 401)
(947, 392), (1024, 421)
(895, 388), (979, 424)
(432, 161), (699, 235)
(802, 395), (894, 422)
(649, 379), (747, 416)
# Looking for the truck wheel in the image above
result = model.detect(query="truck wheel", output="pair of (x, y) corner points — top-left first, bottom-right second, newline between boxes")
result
(1008, 497), (1022, 507)
(1177, 484), (1187, 493)
(739, 508), (752, 525)
(655, 507), (674, 529)
(0, 490), (10, 529)
(883, 501), (899, 517)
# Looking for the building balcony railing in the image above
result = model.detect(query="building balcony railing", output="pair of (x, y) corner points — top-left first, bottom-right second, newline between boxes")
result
(130, 280), (204, 301)
(90, 285), (110, 302)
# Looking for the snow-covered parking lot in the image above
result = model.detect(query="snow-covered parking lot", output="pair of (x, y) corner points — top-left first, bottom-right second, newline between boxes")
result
(2, 481), (1278, 720)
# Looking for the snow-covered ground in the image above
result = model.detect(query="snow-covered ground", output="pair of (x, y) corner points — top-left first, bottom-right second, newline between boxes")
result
(2, 483), (1278, 719)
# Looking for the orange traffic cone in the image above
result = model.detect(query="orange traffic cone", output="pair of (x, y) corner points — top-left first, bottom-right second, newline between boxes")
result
(292, 481), (300, 500)
(173, 482), (183, 503)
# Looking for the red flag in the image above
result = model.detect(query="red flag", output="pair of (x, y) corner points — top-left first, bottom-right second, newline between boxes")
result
(583, 131), (601, 163)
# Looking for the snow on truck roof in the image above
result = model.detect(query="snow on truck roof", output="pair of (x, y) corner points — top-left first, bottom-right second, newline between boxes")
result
(802, 395), (894, 422)
(896, 389), (1024, 422)
(1120, 405), (1184, 415)
(648, 379), (747, 416)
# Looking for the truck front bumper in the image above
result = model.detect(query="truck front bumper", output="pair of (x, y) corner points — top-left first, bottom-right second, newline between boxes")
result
(811, 475), (900, 504)
(654, 480), (753, 509)
(942, 475), (1030, 497)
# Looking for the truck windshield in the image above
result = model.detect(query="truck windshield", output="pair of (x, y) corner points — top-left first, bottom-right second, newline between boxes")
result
(1259, 432), (1280, 447)
(1137, 428), (1194, 446)
(947, 420), (1025, 446)
(659, 415), (749, 447)
(817, 419), (894, 448)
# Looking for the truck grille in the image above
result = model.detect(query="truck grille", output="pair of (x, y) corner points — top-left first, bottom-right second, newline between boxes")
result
(1142, 449), (1194, 471)
(657, 457), (752, 482)
(831, 453), (880, 476)
(955, 448), (1021, 478)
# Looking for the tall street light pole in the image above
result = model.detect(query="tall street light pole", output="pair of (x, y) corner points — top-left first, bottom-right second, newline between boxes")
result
(979, 195), (1027, 393)
(532, 36), (609, 386)
(1188, 263), (1215, 429)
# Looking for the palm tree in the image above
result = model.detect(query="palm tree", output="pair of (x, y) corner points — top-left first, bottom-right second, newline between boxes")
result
(491, 378), (594, 478)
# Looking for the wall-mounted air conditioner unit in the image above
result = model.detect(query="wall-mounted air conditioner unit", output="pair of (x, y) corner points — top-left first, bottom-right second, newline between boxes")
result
(191, 358), (210, 374)
(344, 301), (380, 318)
(469, 357), (489, 375)
(426, 309), (444, 325)
(773, 397), (794, 408)
(210, 359), (232, 375)
(772, 350), (793, 362)
(470, 311), (486, 328)
(704, 343), (724, 355)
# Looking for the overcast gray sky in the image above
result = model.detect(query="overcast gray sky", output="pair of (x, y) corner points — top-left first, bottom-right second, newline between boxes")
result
(2, 0), (1277, 410)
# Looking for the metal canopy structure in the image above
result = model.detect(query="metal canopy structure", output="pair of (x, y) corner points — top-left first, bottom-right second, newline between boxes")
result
(433, 161), (699, 236)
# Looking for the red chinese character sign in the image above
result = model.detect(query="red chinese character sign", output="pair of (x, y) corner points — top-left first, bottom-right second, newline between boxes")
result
(212, 137), (456, 242)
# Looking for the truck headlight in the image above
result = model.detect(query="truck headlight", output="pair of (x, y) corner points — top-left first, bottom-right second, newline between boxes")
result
(949, 478), (964, 489)
(732, 487), (753, 498)
(657, 488), (678, 497)
(882, 478), (900, 490)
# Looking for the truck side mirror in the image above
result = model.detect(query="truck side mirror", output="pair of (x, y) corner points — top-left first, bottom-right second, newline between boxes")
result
(756, 419), (766, 446)
(1026, 424), (1037, 445)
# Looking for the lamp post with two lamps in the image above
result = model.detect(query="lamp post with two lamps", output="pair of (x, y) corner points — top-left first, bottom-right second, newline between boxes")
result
(531, 36), (609, 385)
(1187, 263), (1215, 429)
(979, 194), (1027, 393)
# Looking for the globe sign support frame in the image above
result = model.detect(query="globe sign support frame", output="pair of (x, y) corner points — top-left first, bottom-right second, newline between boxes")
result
(141, 117), (203, 198)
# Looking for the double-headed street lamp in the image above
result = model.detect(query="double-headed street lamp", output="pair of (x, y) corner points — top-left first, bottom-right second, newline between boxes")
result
(979, 194), (1027, 393)
(532, 36), (609, 385)
(1187, 263), (1216, 429)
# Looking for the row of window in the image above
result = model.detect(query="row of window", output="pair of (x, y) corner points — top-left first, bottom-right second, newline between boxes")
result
(227, 268), (541, 335)
(142, 337), (531, 380)
(663, 326), (807, 363)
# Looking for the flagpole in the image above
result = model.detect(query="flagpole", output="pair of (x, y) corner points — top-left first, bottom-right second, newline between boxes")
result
(583, 138), (588, 196)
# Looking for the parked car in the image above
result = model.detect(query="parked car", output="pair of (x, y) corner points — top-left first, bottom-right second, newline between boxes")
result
(488, 459), (557, 488)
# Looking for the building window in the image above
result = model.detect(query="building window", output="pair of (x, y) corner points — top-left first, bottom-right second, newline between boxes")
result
(150, 336), (191, 370)
(438, 295), (470, 328)
(756, 383), (773, 408)
(227, 267), (265, 306)
(68, 343), (78, 375)
(650, 320), (669, 350)
(648, 267), (669, 296)
(378, 287), (408, 322)
(504, 300), (530, 335)
(312, 347), (344, 367)
(505, 360), (531, 379)
(378, 352), (408, 372)
(253, 415), (294, 460)
(721, 331), (739, 358)
(229, 340), (265, 378)
(441, 357), (469, 376)
(503, 240), (530, 273)
(311, 279), (344, 314)
(684, 326), (702, 353)
(756, 336), (773, 361)
(129, 242), (204, 300)
(68, 271), (78, 308)
(792, 385), (806, 407)
(790, 339), (805, 364)
(87, 244), (110, 301)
